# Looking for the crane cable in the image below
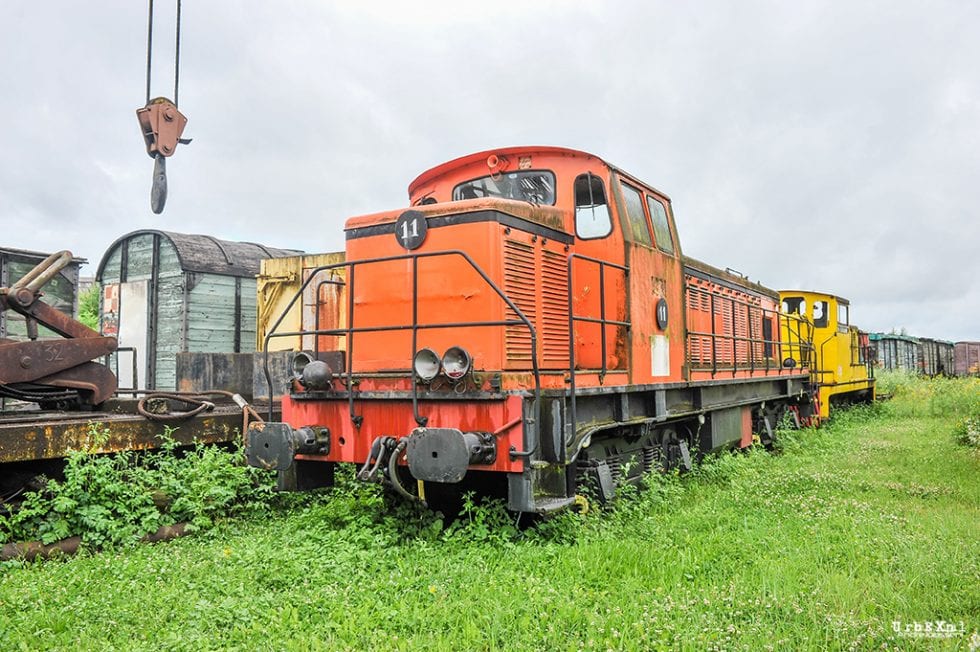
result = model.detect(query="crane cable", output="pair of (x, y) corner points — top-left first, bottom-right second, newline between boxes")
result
(138, 0), (189, 214)
(145, 0), (182, 108)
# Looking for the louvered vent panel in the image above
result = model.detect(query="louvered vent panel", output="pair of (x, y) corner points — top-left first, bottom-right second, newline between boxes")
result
(503, 240), (536, 361)
(714, 295), (734, 364)
(540, 249), (569, 366)
(688, 336), (702, 364)
(756, 312), (765, 361)
(734, 302), (748, 363)
(687, 288), (699, 310)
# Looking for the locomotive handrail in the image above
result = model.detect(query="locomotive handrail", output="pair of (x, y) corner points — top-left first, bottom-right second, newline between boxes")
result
(685, 285), (814, 378)
(261, 250), (541, 448)
(566, 253), (630, 456)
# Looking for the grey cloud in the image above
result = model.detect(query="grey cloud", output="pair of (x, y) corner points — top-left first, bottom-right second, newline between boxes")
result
(0, 1), (977, 340)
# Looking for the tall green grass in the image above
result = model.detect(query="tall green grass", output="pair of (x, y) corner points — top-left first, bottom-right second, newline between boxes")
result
(876, 370), (980, 418)
(0, 378), (977, 650)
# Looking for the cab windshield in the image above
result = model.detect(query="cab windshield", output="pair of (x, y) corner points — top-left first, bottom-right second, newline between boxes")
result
(452, 170), (556, 205)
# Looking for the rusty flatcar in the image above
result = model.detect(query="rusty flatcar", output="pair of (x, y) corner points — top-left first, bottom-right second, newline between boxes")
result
(248, 147), (817, 513)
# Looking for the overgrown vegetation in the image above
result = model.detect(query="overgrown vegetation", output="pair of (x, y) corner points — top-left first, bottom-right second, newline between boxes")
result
(0, 377), (977, 650)
(0, 424), (275, 548)
(77, 282), (100, 331)
(875, 369), (980, 418)
(877, 370), (980, 451)
(956, 415), (980, 449)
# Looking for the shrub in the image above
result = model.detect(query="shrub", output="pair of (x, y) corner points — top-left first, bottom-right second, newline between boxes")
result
(955, 415), (980, 449)
(0, 424), (276, 548)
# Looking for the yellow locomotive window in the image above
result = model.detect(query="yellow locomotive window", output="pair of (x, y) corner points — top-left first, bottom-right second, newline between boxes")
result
(782, 297), (806, 315)
(813, 301), (829, 328)
(838, 304), (849, 332)
(646, 195), (675, 255)
(620, 182), (652, 245)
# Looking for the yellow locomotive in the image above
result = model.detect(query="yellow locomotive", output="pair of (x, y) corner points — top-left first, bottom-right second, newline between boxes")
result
(779, 290), (875, 422)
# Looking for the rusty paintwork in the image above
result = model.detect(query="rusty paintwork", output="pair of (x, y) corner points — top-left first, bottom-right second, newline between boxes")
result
(954, 341), (980, 376)
(136, 98), (189, 158)
(256, 253), (347, 353)
(345, 198), (569, 236)
(0, 338), (115, 385)
(0, 399), (277, 464)
(0, 251), (118, 406)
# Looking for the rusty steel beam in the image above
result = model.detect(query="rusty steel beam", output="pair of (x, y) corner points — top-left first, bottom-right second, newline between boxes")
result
(0, 400), (279, 464)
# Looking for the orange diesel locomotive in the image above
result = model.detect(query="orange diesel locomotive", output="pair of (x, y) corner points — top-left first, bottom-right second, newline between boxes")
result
(248, 147), (814, 513)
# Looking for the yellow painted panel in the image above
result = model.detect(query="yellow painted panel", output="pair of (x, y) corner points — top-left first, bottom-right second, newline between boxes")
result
(257, 253), (346, 352)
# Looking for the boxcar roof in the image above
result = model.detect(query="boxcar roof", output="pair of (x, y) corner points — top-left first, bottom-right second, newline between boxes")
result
(868, 332), (920, 342)
(1, 246), (87, 265)
(96, 230), (302, 279)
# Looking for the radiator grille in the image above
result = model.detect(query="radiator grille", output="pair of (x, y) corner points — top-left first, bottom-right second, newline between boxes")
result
(504, 240), (536, 361)
(503, 239), (569, 367)
(540, 249), (569, 366)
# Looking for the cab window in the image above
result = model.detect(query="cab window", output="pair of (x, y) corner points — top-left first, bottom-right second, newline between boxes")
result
(782, 297), (806, 315)
(453, 170), (556, 205)
(813, 301), (829, 327)
(619, 182), (652, 245)
(646, 196), (675, 254)
(838, 304), (849, 331)
(573, 173), (612, 239)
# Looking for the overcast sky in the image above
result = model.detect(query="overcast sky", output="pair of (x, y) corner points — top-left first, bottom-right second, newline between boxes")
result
(1, 1), (977, 340)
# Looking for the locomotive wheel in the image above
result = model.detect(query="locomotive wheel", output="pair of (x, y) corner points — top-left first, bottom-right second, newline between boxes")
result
(660, 428), (683, 471)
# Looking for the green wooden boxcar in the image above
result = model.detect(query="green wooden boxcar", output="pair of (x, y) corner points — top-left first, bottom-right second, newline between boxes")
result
(96, 230), (300, 390)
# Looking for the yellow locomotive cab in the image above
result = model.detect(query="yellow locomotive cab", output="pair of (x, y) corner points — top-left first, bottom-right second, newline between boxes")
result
(779, 290), (875, 421)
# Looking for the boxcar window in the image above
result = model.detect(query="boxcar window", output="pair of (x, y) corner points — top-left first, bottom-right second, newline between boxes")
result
(619, 183), (652, 245)
(645, 196), (675, 254)
(574, 174), (613, 239)
(452, 170), (556, 205)
(813, 300), (829, 327)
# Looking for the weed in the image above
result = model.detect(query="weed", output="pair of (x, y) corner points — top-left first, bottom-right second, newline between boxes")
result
(0, 424), (275, 548)
(442, 492), (519, 544)
(955, 415), (980, 449)
(878, 372), (980, 418)
(77, 282), (100, 331)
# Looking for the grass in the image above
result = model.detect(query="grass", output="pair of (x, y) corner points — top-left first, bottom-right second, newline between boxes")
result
(0, 376), (977, 650)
